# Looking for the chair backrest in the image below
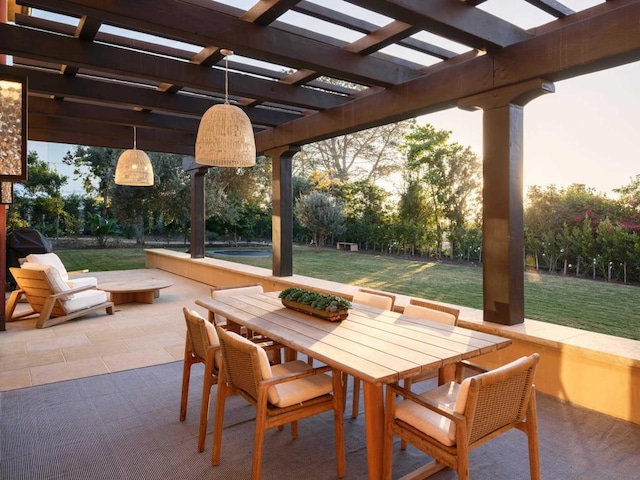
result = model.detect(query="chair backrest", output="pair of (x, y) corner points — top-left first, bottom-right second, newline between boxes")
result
(210, 284), (264, 325)
(403, 303), (458, 326)
(183, 307), (219, 360)
(217, 326), (271, 403)
(25, 253), (70, 281)
(352, 288), (395, 311)
(409, 299), (459, 320)
(463, 353), (539, 444)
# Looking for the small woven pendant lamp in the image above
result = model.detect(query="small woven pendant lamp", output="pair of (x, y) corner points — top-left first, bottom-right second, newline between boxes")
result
(115, 126), (154, 186)
(195, 49), (256, 167)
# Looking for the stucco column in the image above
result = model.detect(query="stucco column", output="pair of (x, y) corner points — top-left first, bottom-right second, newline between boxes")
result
(266, 146), (300, 277)
(459, 79), (554, 325)
(182, 156), (208, 259)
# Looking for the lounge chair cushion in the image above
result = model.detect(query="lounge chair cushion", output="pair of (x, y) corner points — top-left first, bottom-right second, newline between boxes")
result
(63, 289), (109, 313)
(403, 304), (457, 325)
(227, 331), (333, 408)
(25, 253), (98, 288)
(21, 263), (73, 298)
(395, 379), (470, 446)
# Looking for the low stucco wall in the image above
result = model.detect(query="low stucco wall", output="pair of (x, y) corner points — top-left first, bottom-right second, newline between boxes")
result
(145, 248), (640, 425)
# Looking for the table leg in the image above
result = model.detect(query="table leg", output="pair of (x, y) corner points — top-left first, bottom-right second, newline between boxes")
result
(363, 382), (384, 480)
(438, 363), (456, 385)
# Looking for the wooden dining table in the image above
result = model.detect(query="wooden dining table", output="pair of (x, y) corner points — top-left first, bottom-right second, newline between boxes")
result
(196, 292), (511, 480)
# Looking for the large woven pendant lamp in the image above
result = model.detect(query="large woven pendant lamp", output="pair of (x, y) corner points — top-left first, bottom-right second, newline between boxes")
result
(115, 126), (154, 186)
(195, 49), (256, 167)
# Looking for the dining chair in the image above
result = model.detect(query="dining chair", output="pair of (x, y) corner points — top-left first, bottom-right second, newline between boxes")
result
(209, 283), (264, 327)
(402, 300), (460, 392)
(179, 307), (221, 452)
(383, 353), (540, 480)
(349, 288), (396, 418)
(212, 326), (346, 479)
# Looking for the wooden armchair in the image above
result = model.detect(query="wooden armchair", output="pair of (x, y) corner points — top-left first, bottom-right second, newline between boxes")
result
(212, 326), (345, 479)
(383, 354), (540, 480)
(180, 307), (222, 453)
(6, 265), (113, 329)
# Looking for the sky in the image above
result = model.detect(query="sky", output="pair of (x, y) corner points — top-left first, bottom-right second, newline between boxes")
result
(27, 0), (640, 198)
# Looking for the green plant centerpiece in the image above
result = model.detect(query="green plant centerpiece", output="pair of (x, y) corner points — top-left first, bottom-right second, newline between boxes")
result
(279, 287), (351, 322)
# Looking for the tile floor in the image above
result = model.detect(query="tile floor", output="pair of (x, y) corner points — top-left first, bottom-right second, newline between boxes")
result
(0, 269), (212, 391)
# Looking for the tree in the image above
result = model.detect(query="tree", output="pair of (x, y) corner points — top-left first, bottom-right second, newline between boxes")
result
(11, 151), (68, 236)
(296, 121), (414, 181)
(401, 124), (481, 257)
(294, 192), (345, 252)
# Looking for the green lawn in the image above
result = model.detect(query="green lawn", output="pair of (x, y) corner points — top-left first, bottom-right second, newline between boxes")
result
(56, 246), (640, 341)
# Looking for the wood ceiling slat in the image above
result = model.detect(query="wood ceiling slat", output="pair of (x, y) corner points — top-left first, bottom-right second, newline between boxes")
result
(19, 0), (422, 87)
(524, 0), (574, 18)
(0, 23), (345, 111)
(240, 0), (303, 26)
(347, 0), (531, 50)
(293, 1), (457, 60)
(343, 21), (420, 56)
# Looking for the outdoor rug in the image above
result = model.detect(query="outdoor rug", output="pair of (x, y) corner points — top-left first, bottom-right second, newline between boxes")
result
(1, 361), (639, 479)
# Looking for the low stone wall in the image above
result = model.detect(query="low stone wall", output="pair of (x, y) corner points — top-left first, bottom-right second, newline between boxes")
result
(145, 248), (640, 425)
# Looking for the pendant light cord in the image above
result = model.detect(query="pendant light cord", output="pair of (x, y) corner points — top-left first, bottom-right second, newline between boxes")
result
(133, 126), (137, 150)
(224, 53), (230, 104)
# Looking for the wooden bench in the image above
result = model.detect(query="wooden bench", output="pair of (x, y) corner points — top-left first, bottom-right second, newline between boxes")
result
(336, 242), (358, 251)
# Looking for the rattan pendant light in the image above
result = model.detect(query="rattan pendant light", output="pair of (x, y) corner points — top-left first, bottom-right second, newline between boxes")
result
(115, 126), (154, 186)
(195, 49), (256, 167)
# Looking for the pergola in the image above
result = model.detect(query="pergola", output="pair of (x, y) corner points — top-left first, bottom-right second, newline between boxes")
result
(1, 0), (640, 330)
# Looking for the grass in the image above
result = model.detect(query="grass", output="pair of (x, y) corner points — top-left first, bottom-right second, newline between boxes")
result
(56, 246), (640, 341)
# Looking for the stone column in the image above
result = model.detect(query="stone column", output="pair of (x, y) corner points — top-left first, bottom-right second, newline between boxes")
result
(265, 146), (300, 277)
(459, 79), (554, 325)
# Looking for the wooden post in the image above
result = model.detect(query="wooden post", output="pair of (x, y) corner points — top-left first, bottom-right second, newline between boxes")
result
(459, 79), (554, 325)
(266, 146), (300, 277)
(1, 0), (8, 331)
(182, 156), (209, 259)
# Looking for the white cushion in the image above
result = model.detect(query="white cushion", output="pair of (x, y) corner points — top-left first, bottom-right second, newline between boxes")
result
(62, 289), (108, 313)
(67, 277), (98, 289)
(21, 263), (72, 298)
(352, 291), (393, 310)
(395, 379), (470, 447)
(403, 304), (457, 326)
(269, 360), (333, 408)
(25, 253), (69, 280)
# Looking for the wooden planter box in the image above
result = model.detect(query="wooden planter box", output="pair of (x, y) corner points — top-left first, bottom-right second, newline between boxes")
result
(281, 298), (348, 322)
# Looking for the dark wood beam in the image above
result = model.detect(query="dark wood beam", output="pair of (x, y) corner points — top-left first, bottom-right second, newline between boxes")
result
(60, 15), (101, 76)
(28, 96), (200, 133)
(4, 65), (301, 126)
(28, 116), (195, 155)
(0, 23), (345, 111)
(255, 1), (640, 152)
(347, 0), (531, 50)
(20, 0), (422, 87)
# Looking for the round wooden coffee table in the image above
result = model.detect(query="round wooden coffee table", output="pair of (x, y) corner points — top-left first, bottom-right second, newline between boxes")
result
(97, 279), (173, 305)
